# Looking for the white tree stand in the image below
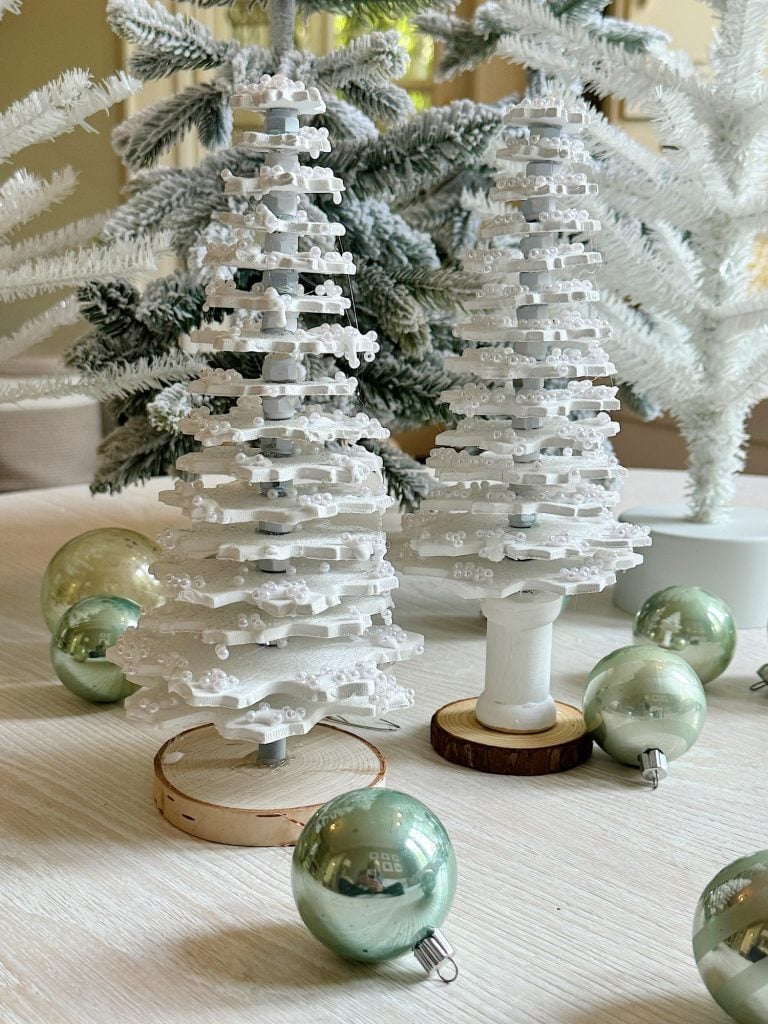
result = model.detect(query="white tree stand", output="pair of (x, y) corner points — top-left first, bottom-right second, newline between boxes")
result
(403, 97), (649, 775)
(109, 75), (421, 844)
(613, 505), (768, 628)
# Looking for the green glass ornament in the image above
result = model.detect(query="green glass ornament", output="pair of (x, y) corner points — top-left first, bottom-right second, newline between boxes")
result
(583, 645), (706, 787)
(292, 788), (458, 978)
(50, 595), (141, 703)
(693, 851), (768, 1024)
(41, 528), (164, 632)
(633, 585), (736, 684)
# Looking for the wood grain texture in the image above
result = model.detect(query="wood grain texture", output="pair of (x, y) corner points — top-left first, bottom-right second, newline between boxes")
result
(431, 699), (592, 775)
(154, 723), (387, 847)
(1, 470), (766, 1024)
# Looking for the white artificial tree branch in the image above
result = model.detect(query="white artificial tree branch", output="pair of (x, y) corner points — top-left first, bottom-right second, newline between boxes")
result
(0, 0), (22, 19)
(0, 232), (172, 302)
(591, 202), (704, 326)
(493, 0), (712, 111)
(596, 294), (701, 407)
(0, 352), (206, 404)
(0, 296), (80, 364)
(713, 0), (768, 102)
(0, 213), (106, 268)
(651, 88), (732, 206)
(643, 221), (704, 293)
(0, 70), (139, 162)
(0, 168), (78, 238)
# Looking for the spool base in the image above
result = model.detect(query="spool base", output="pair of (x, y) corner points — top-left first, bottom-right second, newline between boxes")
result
(153, 723), (387, 847)
(431, 698), (592, 775)
(613, 503), (768, 628)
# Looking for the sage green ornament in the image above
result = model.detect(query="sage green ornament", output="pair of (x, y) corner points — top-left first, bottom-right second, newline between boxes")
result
(633, 585), (736, 684)
(41, 527), (164, 632)
(583, 645), (706, 787)
(50, 595), (141, 703)
(693, 851), (768, 1024)
(292, 788), (458, 978)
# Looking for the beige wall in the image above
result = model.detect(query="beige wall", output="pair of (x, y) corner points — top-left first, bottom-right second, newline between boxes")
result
(0, 0), (125, 354)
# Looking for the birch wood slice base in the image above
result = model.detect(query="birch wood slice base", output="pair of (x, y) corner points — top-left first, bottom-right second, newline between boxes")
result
(431, 698), (592, 775)
(154, 723), (387, 847)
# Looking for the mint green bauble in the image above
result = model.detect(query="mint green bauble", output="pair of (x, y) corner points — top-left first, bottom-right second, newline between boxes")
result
(50, 595), (141, 703)
(583, 646), (706, 766)
(693, 851), (768, 1024)
(41, 527), (164, 632)
(633, 585), (736, 684)
(292, 788), (457, 964)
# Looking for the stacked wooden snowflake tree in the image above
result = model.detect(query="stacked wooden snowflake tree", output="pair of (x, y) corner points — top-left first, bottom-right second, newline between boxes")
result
(110, 75), (422, 843)
(402, 96), (649, 774)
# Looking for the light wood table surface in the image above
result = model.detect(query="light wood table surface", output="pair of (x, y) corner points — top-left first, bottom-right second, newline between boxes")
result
(1, 470), (766, 1024)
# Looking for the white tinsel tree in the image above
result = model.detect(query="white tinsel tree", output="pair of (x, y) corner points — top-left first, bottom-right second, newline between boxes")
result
(0, 0), (173, 404)
(402, 96), (648, 737)
(424, 0), (768, 523)
(109, 74), (422, 762)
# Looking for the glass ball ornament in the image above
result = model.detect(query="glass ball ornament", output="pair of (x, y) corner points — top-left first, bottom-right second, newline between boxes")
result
(693, 851), (768, 1024)
(41, 527), (164, 632)
(292, 788), (458, 978)
(633, 585), (736, 684)
(50, 595), (141, 703)
(583, 645), (706, 786)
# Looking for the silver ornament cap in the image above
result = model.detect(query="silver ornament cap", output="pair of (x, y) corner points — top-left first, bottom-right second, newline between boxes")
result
(638, 748), (668, 789)
(413, 928), (458, 982)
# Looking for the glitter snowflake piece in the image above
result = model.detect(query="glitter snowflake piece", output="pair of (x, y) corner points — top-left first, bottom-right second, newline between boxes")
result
(402, 96), (649, 601)
(109, 74), (422, 745)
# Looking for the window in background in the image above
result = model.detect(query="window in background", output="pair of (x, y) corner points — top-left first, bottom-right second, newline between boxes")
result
(226, 1), (435, 107)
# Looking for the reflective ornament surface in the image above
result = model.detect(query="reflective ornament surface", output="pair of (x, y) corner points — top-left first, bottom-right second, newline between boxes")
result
(633, 585), (736, 684)
(51, 595), (141, 703)
(292, 788), (457, 964)
(41, 528), (164, 632)
(583, 645), (706, 766)
(693, 851), (768, 1024)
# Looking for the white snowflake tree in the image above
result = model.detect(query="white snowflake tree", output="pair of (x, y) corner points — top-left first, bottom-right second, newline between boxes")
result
(109, 74), (422, 843)
(0, 1), (173, 403)
(402, 96), (648, 773)
(467, 0), (768, 526)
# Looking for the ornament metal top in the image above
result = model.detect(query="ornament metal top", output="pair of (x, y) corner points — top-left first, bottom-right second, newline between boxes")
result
(402, 96), (650, 746)
(110, 74), (422, 760)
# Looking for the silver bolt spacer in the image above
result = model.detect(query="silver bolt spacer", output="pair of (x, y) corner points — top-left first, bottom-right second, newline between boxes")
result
(413, 929), (458, 983)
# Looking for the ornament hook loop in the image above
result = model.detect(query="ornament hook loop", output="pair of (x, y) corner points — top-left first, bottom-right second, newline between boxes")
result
(750, 666), (768, 691)
(436, 958), (459, 984)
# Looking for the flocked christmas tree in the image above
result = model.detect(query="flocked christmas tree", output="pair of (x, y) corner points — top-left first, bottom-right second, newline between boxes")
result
(402, 95), (649, 774)
(0, 0), (169, 404)
(67, 0), (502, 507)
(109, 72), (422, 846)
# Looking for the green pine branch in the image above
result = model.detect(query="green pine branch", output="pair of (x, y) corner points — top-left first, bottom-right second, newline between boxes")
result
(333, 101), (500, 203)
(359, 438), (431, 511)
(355, 351), (454, 428)
(390, 262), (481, 312)
(355, 262), (431, 355)
(107, 0), (232, 79)
(182, 0), (454, 16)
(92, 416), (196, 494)
(617, 382), (662, 421)
(113, 82), (232, 171)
